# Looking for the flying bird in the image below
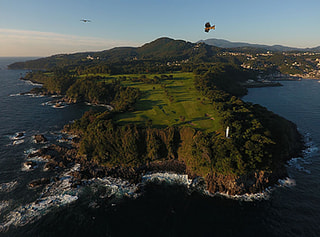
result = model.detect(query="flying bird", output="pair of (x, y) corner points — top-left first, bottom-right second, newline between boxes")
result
(205, 22), (215, 32)
(80, 19), (91, 23)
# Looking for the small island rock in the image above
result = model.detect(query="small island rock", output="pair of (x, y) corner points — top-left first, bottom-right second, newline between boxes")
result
(34, 134), (48, 144)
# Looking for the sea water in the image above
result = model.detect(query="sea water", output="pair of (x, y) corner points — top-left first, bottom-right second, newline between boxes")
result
(1, 58), (320, 236)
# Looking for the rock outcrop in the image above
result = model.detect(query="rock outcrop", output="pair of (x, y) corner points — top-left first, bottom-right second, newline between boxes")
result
(34, 134), (48, 144)
(28, 178), (51, 188)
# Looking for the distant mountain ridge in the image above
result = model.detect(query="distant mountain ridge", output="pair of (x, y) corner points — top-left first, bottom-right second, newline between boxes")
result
(8, 37), (320, 70)
(8, 37), (221, 70)
(199, 38), (320, 52)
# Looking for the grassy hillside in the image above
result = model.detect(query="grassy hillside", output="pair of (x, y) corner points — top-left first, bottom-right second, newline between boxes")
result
(109, 72), (222, 133)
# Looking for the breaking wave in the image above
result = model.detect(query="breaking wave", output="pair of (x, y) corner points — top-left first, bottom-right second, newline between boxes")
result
(142, 172), (273, 202)
(277, 177), (296, 187)
(214, 189), (272, 202)
(1, 130), (318, 232)
(142, 172), (192, 186)
(0, 164), (139, 232)
(287, 132), (318, 174)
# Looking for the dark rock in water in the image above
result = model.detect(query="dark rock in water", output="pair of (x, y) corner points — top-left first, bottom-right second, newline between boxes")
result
(53, 102), (63, 108)
(28, 177), (51, 188)
(204, 169), (289, 195)
(13, 132), (24, 140)
(16, 132), (24, 138)
(27, 147), (48, 159)
(34, 134), (48, 143)
(36, 144), (78, 171)
(23, 161), (38, 170)
(43, 161), (59, 171)
(71, 180), (82, 188)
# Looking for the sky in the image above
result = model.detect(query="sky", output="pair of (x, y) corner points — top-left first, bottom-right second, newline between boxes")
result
(1, 0), (320, 57)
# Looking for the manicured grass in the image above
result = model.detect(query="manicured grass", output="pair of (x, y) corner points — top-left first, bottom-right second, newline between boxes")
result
(109, 72), (222, 133)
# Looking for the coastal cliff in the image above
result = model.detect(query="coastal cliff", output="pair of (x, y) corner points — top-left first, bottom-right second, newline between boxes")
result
(20, 78), (304, 195)
(32, 114), (302, 196)
(61, 108), (303, 195)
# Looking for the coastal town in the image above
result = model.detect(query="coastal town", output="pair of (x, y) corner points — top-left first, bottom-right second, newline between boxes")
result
(229, 51), (320, 79)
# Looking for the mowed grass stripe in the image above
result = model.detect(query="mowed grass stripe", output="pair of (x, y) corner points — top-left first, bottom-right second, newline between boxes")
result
(109, 72), (222, 133)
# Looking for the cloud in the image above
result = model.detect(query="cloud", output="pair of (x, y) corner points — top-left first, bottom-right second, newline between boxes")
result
(0, 28), (138, 57)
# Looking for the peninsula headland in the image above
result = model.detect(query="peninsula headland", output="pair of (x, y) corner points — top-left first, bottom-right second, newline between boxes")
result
(9, 37), (306, 195)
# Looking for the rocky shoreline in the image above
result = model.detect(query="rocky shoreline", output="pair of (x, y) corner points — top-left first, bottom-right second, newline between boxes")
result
(0, 128), (306, 231)
(19, 83), (115, 110)
(24, 126), (303, 196)
(16, 77), (304, 196)
(25, 136), (188, 188)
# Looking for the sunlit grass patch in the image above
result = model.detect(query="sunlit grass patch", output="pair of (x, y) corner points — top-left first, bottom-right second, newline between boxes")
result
(109, 72), (222, 133)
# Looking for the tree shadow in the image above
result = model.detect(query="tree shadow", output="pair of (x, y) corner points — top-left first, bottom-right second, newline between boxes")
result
(113, 99), (165, 123)
(167, 85), (185, 90)
(136, 99), (164, 111)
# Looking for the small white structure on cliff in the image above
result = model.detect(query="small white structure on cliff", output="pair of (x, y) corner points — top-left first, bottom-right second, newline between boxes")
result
(226, 126), (230, 138)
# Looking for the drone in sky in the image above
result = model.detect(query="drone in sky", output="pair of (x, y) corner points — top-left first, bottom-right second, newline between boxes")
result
(80, 19), (91, 23)
(205, 22), (215, 32)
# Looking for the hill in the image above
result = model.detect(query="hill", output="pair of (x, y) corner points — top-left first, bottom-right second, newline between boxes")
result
(8, 37), (221, 70)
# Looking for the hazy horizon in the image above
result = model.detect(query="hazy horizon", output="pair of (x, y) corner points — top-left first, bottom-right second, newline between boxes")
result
(1, 36), (320, 58)
(1, 0), (320, 57)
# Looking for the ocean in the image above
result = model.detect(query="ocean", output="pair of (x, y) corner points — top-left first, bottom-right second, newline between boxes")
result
(0, 57), (319, 237)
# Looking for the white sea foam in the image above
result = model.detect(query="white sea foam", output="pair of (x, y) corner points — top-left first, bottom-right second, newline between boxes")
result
(142, 172), (275, 202)
(9, 93), (21, 97)
(303, 132), (319, 155)
(303, 146), (319, 157)
(142, 172), (192, 186)
(12, 140), (24, 146)
(287, 157), (311, 174)
(24, 148), (37, 155)
(9, 132), (25, 141)
(140, 172), (273, 202)
(91, 177), (139, 199)
(21, 159), (45, 172)
(52, 105), (67, 109)
(41, 101), (51, 106)
(0, 166), (80, 231)
(8, 132), (26, 145)
(215, 189), (272, 202)
(277, 177), (296, 188)
(57, 134), (77, 144)
(21, 93), (44, 98)
(0, 194), (78, 231)
(42, 101), (68, 109)
(1, 165), (304, 232)
(0, 164), (139, 231)
(25, 155), (46, 163)
(286, 132), (318, 174)
(21, 148), (48, 171)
